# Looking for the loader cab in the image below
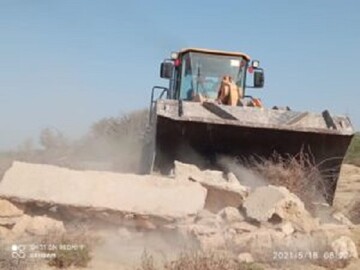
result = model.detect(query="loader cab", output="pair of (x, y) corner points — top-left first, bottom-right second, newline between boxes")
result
(159, 48), (264, 101)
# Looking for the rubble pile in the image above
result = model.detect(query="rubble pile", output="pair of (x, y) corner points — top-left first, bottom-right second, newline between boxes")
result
(0, 160), (358, 266)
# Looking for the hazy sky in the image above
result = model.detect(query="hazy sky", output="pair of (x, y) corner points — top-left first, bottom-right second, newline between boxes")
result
(0, 0), (359, 150)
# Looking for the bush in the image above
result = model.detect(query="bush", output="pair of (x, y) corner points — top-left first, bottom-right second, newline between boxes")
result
(0, 109), (149, 173)
(40, 231), (97, 269)
(237, 151), (325, 212)
(345, 133), (360, 166)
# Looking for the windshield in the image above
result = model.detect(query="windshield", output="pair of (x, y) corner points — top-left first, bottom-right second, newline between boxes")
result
(178, 52), (247, 100)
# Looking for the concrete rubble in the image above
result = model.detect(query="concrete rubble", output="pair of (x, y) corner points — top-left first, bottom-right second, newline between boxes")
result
(331, 236), (359, 259)
(0, 160), (358, 266)
(243, 185), (319, 233)
(237, 252), (254, 263)
(0, 199), (66, 240)
(0, 161), (207, 219)
(174, 161), (249, 212)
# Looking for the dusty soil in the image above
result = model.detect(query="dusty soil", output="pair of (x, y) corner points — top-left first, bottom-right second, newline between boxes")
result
(0, 162), (359, 270)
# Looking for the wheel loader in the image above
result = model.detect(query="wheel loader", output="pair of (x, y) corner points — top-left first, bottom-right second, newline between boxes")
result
(140, 48), (355, 204)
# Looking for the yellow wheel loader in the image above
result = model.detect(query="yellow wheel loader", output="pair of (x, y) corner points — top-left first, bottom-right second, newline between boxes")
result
(140, 48), (355, 204)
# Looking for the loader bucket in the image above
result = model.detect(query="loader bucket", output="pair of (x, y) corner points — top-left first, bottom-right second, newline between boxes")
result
(142, 100), (355, 205)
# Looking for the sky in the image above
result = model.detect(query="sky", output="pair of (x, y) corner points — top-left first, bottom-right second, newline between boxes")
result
(0, 0), (359, 150)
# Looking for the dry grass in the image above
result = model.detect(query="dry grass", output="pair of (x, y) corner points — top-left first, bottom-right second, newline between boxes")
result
(0, 243), (31, 270)
(345, 133), (360, 166)
(40, 231), (98, 269)
(312, 256), (351, 269)
(239, 151), (326, 212)
(137, 251), (264, 270)
(348, 199), (360, 224)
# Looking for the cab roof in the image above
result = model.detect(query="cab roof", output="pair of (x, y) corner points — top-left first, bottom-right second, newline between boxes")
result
(178, 48), (251, 61)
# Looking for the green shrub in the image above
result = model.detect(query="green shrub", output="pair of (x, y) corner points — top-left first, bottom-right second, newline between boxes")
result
(345, 133), (360, 166)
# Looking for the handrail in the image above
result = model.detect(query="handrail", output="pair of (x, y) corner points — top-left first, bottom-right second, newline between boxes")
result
(149, 86), (169, 123)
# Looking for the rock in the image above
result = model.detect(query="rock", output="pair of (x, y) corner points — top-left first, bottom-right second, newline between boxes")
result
(174, 161), (248, 212)
(331, 236), (358, 259)
(238, 252), (254, 263)
(188, 224), (219, 237)
(194, 209), (221, 227)
(231, 229), (286, 256)
(197, 233), (226, 251)
(0, 161), (207, 219)
(174, 161), (227, 183)
(230, 222), (258, 233)
(178, 222), (225, 251)
(26, 216), (65, 236)
(218, 207), (245, 223)
(11, 215), (32, 237)
(195, 216), (221, 229)
(0, 199), (23, 217)
(227, 172), (241, 185)
(196, 209), (216, 220)
(312, 223), (353, 245)
(280, 222), (295, 236)
(332, 212), (354, 227)
(0, 226), (11, 239)
(0, 216), (22, 226)
(243, 185), (318, 233)
(11, 215), (65, 237)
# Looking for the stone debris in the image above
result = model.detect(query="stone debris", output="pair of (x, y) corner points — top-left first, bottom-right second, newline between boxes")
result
(10, 215), (65, 237)
(0, 198), (23, 217)
(0, 199), (24, 235)
(0, 216), (22, 226)
(0, 160), (358, 267)
(174, 161), (248, 212)
(25, 216), (66, 236)
(331, 236), (358, 259)
(243, 185), (318, 233)
(0, 161), (207, 219)
(11, 214), (32, 237)
(230, 222), (258, 233)
(279, 221), (295, 236)
(217, 207), (245, 223)
(237, 252), (254, 263)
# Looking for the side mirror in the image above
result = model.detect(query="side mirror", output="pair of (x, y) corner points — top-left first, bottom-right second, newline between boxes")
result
(160, 62), (174, 79)
(254, 70), (264, 88)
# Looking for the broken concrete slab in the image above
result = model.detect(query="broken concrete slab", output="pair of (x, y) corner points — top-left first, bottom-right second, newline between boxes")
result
(217, 207), (245, 223)
(0, 199), (23, 217)
(279, 222), (295, 236)
(0, 161), (207, 220)
(11, 214), (32, 237)
(237, 252), (254, 263)
(26, 216), (65, 236)
(332, 212), (355, 228)
(174, 161), (248, 212)
(331, 236), (358, 259)
(230, 228), (286, 256)
(229, 222), (258, 233)
(243, 185), (318, 233)
(0, 216), (22, 226)
(174, 161), (248, 192)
